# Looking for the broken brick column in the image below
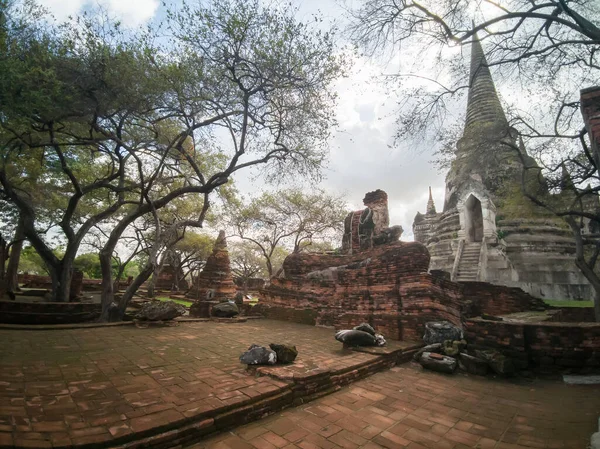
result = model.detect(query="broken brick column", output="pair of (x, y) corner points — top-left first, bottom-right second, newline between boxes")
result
(188, 231), (237, 317)
(69, 270), (84, 302)
(581, 86), (600, 158)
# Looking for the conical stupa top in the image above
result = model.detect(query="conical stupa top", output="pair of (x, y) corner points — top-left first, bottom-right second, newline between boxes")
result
(464, 33), (508, 134)
(426, 186), (436, 215)
(214, 230), (228, 251)
(560, 163), (575, 191)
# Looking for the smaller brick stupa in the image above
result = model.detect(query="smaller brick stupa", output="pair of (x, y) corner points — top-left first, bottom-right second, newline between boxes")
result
(188, 230), (237, 317)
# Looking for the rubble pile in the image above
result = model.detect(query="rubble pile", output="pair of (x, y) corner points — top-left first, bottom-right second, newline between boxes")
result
(335, 322), (387, 347)
(415, 321), (515, 376)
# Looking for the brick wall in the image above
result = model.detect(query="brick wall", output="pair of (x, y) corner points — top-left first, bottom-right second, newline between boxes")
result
(581, 86), (600, 155)
(17, 273), (103, 292)
(399, 274), (464, 340)
(0, 301), (101, 324)
(261, 241), (565, 343)
(461, 282), (547, 317)
(546, 307), (596, 323)
(261, 242), (461, 340)
(465, 318), (600, 369)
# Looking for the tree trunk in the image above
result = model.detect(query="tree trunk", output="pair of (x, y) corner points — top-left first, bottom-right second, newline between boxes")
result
(116, 262), (155, 320)
(54, 260), (73, 302)
(43, 262), (71, 302)
(99, 248), (115, 321)
(266, 258), (273, 278)
(6, 218), (25, 292)
(594, 286), (600, 323)
(566, 218), (600, 323)
(0, 236), (7, 282)
(147, 274), (156, 298)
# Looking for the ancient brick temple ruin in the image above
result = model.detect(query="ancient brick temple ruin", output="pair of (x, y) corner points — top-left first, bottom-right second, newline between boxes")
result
(188, 230), (237, 317)
(259, 189), (533, 341)
(341, 190), (401, 253)
(256, 188), (600, 369)
(153, 251), (189, 291)
(412, 35), (599, 301)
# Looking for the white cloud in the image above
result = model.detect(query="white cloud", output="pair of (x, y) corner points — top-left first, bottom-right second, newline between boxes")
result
(38, 0), (158, 26)
(38, 0), (85, 21)
(98, 0), (159, 26)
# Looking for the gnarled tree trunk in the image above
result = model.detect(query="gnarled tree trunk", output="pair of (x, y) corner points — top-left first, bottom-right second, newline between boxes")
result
(6, 218), (25, 293)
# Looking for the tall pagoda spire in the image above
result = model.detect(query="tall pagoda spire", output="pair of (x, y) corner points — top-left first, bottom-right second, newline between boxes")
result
(426, 186), (436, 215)
(463, 34), (508, 135)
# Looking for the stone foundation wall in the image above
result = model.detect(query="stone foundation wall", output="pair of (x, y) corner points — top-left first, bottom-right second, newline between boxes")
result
(263, 243), (472, 340)
(261, 243), (433, 340)
(17, 273), (103, 292)
(465, 318), (600, 369)
(261, 242), (569, 343)
(399, 274), (464, 340)
(0, 301), (101, 324)
(545, 307), (596, 323)
(461, 282), (547, 317)
(260, 239), (599, 370)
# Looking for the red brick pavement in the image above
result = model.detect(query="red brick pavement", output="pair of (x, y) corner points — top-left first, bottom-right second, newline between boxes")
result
(0, 320), (414, 448)
(192, 365), (600, 449)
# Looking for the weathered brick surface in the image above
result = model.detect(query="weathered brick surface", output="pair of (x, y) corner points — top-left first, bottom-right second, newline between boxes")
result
(465, 318), (600, 368)
(193, 364), (600, 449)
(262, 242), (432, 340)
(17, 274), (108, 291)
(69, 270), (84, 301)
(460, 282), (547, 317)
(188, 232), (237, 315)
(0, 301), (101, 325)
(0, 320), (418, 449)
(398, 274), (464, 341)
(581, 86), (600, 155)
(545, 306), (596, 322)
(262, 242), (550, 342)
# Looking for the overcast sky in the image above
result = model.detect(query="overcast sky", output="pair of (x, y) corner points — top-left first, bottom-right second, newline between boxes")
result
(38, 0), (455, 241)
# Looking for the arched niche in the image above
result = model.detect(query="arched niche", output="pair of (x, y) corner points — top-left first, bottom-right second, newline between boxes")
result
(464, 194), (484, 242)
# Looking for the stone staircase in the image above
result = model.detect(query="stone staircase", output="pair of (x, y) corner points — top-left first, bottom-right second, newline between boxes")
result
(455, 242), (482, 282)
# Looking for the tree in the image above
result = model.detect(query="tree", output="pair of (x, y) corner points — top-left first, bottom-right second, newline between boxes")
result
(230, 240), (269, 287)
(0, 200), (22, 290)
(1, 0), (345, 317)
(1, 1), (169, 301)
(18, 245), (47, 275)
(73, 253), (102, 279)
(230, 189), (347, 276)
(171, 232), (214, 290)
(347, 0), (600, 319)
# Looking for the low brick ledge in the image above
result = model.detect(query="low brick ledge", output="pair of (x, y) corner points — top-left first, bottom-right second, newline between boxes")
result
(0, 316), (263, 331)
(0, 341), (422, 449)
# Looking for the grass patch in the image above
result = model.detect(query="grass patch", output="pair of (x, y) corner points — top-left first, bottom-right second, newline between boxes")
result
(155, 296), (194, 307)
(544, 299), (593, 308)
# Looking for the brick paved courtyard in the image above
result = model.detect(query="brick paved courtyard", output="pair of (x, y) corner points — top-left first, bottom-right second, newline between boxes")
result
(0, 320), (412, 448)
(194, 365), (600, 449)
(0, 319), (598, 448)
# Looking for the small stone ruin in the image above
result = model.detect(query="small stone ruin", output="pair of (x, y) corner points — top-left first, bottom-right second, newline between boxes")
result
(188, 230), (237, 317)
